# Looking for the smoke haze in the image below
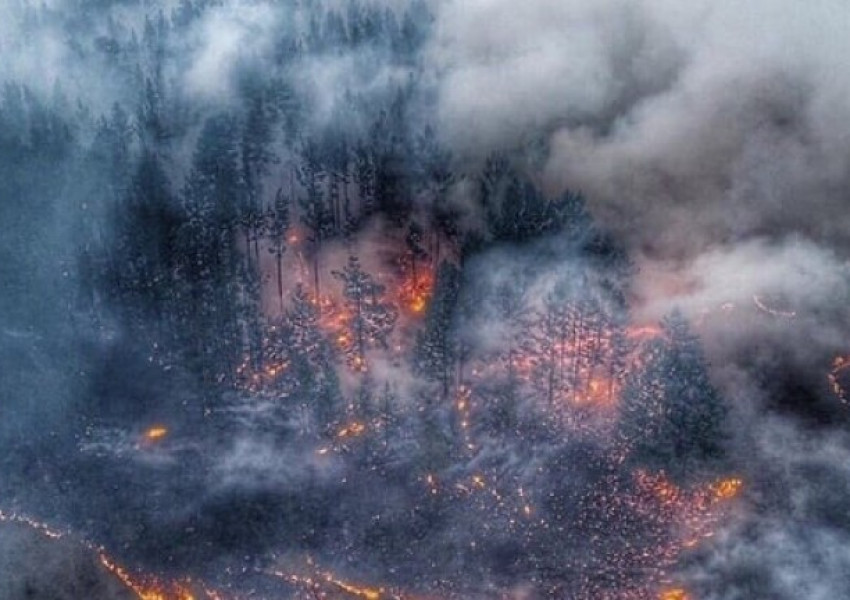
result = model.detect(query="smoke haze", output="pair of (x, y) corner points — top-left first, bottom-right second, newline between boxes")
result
(2, 1), (850, 598)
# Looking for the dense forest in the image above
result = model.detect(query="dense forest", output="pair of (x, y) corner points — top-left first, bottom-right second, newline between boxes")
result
(2, 1), (850, 600)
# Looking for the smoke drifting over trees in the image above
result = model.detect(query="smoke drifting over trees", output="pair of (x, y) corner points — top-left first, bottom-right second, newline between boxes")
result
(1, 1), (850, 599)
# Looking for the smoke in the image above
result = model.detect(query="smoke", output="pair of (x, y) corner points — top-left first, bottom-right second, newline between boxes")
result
(182, 2), (282, 102)
(430, 0), (850, 595)
(2, 0), (850, 597)
(429, 0), (850, 303)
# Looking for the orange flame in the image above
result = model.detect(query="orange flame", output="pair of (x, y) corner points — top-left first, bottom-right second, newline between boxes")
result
(659, 588), (690, 600)
(143, 426), (168, 442)
(337, 422), (367, 438)
(713, 478), (743, 500)
(397, 267), (434, 316)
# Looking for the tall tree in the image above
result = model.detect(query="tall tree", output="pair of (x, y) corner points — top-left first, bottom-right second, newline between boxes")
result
(176, 114), (246, 386)
(414, 262), (460, 399)
(404, 219), (428, 290)
(298, 139), (332, 296)
(619, 310), (728, 480)
(332, 255), (398, 372)
(266, 187), (290, 313)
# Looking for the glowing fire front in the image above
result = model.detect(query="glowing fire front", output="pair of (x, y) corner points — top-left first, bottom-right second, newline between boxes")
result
(0, 509), (228, 600)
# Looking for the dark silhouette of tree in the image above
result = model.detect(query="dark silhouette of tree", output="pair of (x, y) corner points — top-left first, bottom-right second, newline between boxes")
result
(619, 310), (728, 481)
(404, 219), (428, 289)
(415, 262), (460, 400)
(266, 187), (290, 314)
(241, 83), (278, 267)
(298, 139), (332, 297)
(332, 255), (398, 372)
(176, 114), (247, 386)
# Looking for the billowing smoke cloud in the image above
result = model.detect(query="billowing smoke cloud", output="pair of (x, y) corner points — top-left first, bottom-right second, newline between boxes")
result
(429, 0), (850, 299)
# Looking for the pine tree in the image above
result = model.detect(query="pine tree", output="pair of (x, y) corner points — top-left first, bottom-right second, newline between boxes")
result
(176, 114), (246, 386)
(529, 291), (569, 409)
(332, 255), (398, 372)
(298, 140), (332, 296)
(286, 283), (332, 369)
(266, 187), (290, 313)
(241, 85), (277, 267)
(619, 310), (728, 480)
(414, 262), (460, 399)
(110, 151), (180, 342)
(404, 219), (428, 289)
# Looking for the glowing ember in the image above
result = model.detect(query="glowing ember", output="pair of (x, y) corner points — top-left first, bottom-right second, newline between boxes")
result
(143, 426), (169, 442)
(627, 325), (664, 340)
(100, 552), (215, 600)
(0, 509), (65, 540)
(659, 588), (690, 600)
(270, 566), (392, 600)
(713, 478), (743, 499)
(337, 422), (367, 438)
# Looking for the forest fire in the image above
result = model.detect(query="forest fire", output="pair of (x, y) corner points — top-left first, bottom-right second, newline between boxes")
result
(6, 1), (849, 599)
(1, 509), (227, 600)
(635, 470), (744, 555)
(397, 267), (435, 315)
(99, 553), (193, 600)
(99, 553), (228, 600)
